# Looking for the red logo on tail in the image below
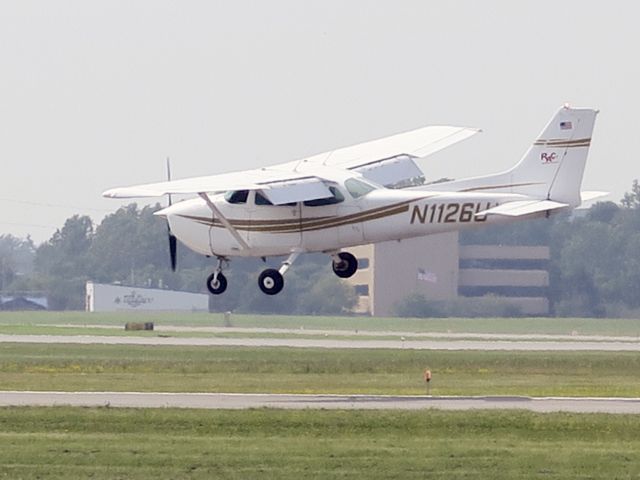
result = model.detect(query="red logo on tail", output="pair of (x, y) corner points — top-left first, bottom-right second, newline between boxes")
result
(541, 152), (557, 164)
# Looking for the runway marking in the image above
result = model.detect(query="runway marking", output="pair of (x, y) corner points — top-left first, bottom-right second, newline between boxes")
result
(1, 391), (639, 414)
(1, 334), (640, 351)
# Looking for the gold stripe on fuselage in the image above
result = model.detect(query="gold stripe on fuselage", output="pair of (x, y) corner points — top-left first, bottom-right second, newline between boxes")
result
(178, 197), (427, 234)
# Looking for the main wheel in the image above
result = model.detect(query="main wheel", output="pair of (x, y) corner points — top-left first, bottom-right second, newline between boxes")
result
(258, 268), (284, 295)
(206, 272), (227, 295)
(332, 252), (358, 278)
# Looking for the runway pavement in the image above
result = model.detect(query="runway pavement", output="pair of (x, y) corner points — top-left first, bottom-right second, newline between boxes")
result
(47, 324), (640, 343)
(1, 333), (640, 351)
(1, 391), (639, 413)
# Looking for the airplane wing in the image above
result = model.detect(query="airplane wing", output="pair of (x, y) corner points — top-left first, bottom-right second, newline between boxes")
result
(476, 200), (569, 217)
(103, 170), (316, 199)
(349, 155), (424, 186)
(103, 125), (479, 199)
(281, 125), (480, 170)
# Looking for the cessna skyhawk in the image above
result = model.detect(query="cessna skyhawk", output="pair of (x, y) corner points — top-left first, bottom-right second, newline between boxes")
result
(104, 105), (603, 295)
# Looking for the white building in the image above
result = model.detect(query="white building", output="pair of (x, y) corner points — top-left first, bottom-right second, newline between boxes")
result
(86, 282), (209, 312)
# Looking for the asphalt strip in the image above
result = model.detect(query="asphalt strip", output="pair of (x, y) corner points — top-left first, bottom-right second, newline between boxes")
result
(1, 334), (640, 351)
(1, 391), (639, 413)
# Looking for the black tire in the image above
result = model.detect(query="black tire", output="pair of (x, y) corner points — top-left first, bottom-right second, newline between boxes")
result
(206, 272), (227, 295)
(258, 268), (284, 295)
(332, 252), (358, 278)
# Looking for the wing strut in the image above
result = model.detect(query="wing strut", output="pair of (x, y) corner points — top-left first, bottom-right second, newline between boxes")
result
(198, 193), (250, 250)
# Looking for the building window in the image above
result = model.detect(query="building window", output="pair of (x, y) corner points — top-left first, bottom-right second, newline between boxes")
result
(355, 284), (369, 296)
(357, 258), (370, 269)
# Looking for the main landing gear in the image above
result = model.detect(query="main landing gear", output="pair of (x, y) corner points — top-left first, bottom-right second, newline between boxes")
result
(258, 269), (284, 295)
(258, 251), (300, 295)
(206, 251), (358, 296)
(331, 251), (358, 278)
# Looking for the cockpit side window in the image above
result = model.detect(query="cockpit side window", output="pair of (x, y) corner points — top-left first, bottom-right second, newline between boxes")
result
(224, 190), (249, 204)
(345, 178), (376, 198)
(255, 191), (273, 206)
(303, 186), (345, 207)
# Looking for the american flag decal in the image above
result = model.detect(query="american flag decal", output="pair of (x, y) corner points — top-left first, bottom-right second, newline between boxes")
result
(417, 268), (438, 283)
(560, 121), (573, 130)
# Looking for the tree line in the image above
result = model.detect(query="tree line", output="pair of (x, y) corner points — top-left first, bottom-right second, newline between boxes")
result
(1, 180), (639, 317)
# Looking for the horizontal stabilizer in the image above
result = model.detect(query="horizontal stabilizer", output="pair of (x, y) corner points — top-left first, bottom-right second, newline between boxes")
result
(476, 199), (569, 217)
(580, 191), (609, 203)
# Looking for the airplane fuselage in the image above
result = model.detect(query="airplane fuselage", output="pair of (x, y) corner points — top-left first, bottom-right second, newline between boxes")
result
(165, 187), (527, 258)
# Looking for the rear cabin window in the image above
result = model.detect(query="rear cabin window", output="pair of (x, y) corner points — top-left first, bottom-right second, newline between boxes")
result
(224, 190), (249, 204)
(303, 186), (345, 207)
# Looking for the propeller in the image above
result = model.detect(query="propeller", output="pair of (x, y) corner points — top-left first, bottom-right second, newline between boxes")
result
(166, 157), (177, 272)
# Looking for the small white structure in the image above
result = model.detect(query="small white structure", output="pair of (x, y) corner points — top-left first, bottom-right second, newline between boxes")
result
(86, 282), (208, 312)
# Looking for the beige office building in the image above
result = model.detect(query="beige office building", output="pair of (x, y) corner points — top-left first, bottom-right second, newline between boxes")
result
(346, 232), (550, 316)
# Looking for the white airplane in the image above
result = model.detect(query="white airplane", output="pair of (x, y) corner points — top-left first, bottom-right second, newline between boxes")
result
(104, 105), (603, 296)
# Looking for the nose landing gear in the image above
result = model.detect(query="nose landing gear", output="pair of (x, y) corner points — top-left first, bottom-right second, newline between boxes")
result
(206, 257), (229, 295)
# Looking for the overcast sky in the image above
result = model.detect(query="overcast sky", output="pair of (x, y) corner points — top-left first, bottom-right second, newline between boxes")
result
(1, 1), (638, 242)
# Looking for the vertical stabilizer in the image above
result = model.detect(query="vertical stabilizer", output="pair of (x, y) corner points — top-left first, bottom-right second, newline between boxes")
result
(509, 105), (598, 206)
(419, 106), (598, 207)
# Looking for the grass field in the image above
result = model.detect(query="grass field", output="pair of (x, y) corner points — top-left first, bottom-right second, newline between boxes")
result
(1, 313), (639, 478)
(2, 311), (640, 336)
(1, 407), (639, 479)
(2, 343), (640, 397)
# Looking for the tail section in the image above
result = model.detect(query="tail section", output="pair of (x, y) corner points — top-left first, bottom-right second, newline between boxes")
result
(508, 105), (597, 206)
(421, 106), (598, 207)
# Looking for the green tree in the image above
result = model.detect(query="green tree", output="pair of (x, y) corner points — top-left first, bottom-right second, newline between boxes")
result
(621, 179), (640, 209)
(35, 215), (94, 309)
(89, 203), (209, 291)
(0, 235), (36, 292)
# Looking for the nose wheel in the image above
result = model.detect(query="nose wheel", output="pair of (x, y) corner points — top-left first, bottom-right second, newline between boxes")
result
(206, 271), (227, 295)
(206, 256), (229, 295)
